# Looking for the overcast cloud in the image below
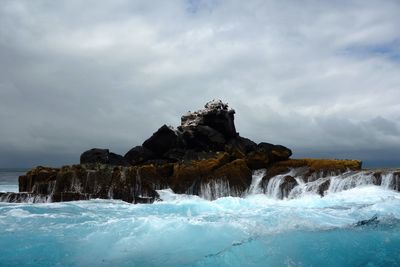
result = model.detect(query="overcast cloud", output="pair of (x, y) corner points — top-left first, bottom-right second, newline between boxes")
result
(0, 0), (399, 167)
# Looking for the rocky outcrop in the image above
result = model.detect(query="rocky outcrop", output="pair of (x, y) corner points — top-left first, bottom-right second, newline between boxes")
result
(16, 164), (170, 203)
(2, 100), (377, 204)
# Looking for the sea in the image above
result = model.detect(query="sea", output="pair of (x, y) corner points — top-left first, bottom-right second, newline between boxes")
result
(0, 168), (400, 266)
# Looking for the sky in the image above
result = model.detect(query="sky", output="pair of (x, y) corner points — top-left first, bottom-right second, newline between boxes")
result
(0, 0), (399, 168)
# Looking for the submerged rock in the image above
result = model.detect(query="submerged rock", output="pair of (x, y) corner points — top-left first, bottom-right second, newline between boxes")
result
(280, 175), (298, 198)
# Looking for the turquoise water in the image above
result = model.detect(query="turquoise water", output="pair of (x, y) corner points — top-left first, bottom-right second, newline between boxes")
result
(1, 171), (400, 266)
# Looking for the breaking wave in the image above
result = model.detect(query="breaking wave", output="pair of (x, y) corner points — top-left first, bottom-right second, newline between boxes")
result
(1, 169), (400, 266)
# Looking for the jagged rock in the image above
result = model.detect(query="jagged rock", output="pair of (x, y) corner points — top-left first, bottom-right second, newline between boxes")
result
(181, 101), (237, 139)
(180, 100), (237, 148)
(124, 146), (155, 165)
(80, 148), (128, 166)
(143, 125), (182, 156)
(131, 101), (290, 164)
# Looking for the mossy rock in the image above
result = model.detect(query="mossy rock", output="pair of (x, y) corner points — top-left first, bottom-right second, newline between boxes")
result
(205, 159), (252, 190)
(170, 152), (231, 193)
(245, 150), (270, 169)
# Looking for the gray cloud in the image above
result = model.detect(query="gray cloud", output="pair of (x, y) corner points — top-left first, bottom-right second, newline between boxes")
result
(0, 0), (400, 167)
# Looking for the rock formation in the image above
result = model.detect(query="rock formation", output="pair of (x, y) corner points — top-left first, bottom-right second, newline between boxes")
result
(2, 99), (387, 204)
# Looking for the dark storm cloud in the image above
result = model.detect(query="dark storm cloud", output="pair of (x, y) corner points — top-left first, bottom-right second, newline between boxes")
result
(0, 0), (400, 167)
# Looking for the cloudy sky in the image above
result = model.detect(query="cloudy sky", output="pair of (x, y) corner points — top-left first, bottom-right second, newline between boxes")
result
(0, 0), (399, 168)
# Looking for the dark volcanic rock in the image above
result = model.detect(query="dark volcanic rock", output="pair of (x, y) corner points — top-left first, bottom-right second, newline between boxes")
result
(228, 136), (258, 154)
(258, 142), (292, 161)
(180, 100), (237, 139)
(109, 152), (129, 166)
(124, 146), (155, 165)
(80, 148), (128, 166)
(143, 125), (182, 156)
(182, 125), (226, 151)
(280, 175), (298, 198)
(179, 100), (237, 151)
(80, 148), (109, 164)
(317, 179), (331, 196)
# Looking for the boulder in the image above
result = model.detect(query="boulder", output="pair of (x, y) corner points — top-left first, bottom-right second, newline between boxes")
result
(124, 146), (155, 165)
(258, 142), (292, 161)
(142, 125), (182, 156)
(244, 142), (292, 169)
(80, 148), (128, 166)
(80, 148), (109, 164)
(182, 125), (226, 151)
(180, 100), (237, 140)
(228, 136), (258, 154)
